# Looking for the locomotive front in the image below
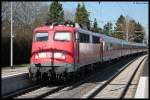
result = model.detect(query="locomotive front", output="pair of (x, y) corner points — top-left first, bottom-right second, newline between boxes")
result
(29, 25), (75, 80)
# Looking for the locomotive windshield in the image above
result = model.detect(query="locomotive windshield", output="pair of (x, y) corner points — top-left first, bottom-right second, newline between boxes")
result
(34, 32), (48, 42)
(54, 32), (71, 41)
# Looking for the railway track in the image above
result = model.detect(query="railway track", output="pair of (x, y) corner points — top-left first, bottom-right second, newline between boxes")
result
(15, 84), (68, 99)
(43, 54), (146, 98)
(82, 54), (147, 99)
(3, 54), (147, 99)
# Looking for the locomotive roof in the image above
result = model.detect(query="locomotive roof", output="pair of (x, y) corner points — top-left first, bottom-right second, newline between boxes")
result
(34, 25), (147, 47)
(34, 25), (76, 32)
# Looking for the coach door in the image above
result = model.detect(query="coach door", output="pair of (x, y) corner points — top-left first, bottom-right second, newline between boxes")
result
(74, 32), (79, 69)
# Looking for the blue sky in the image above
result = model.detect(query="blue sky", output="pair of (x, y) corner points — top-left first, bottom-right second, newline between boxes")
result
(47, 1), (148, 40)
(60, 2), (148, 27)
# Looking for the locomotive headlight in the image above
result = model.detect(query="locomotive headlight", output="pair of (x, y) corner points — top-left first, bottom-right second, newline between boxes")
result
(61, 55), (66, 59)
(35, 54), (38, 59)
(46, 52), (52, 58)
(54, 52), (66, 59)
(38, 52), (46, 58)
(54, 52), (62, 58)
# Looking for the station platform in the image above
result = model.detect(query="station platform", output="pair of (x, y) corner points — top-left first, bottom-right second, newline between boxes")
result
(1, 66), (33, 97)
(1, 66), (28, 78)
(134, 57), (149, 98)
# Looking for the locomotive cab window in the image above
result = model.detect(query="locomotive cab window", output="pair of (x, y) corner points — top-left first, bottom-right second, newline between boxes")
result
(54, 32), (71, 41)
(35, 32), (48, 42)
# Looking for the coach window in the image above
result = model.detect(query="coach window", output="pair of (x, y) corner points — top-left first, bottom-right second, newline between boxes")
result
(54, 32), (71, 41)
(92, 36), (100, 43)
(35, 32), (48, 42)
(79, 33), (89, 43)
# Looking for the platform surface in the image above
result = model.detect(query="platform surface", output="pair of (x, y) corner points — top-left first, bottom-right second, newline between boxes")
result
(135, 57), (149, 98)
(1, 66), (28, 78)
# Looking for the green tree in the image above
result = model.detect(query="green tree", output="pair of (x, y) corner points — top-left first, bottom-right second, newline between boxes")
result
(103, 22), (113, 36)
(75, 3), (91, 30)
(75, 3), (81, 23)
(127, 19), (144, 43)
(113, 15), (126, 39)
(113, 15), (144, 42)
(92, 18), (99, 32)
(47, 1), (64, 23)
(133, 22), (144, 43)
(98, 27), (103, 33)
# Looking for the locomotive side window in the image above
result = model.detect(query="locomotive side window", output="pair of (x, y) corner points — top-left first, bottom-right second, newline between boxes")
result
(35, 32), (48, 42)
(54, 32), (71, 41)
(79, 33), (89, 43)
(92, 36), (100, 43)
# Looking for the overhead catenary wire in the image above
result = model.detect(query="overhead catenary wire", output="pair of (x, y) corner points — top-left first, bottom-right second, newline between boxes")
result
(116, 2), (127, 16)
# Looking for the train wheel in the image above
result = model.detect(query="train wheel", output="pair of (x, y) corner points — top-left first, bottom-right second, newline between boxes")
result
(50, 71), (56, 83)
(42, 73), (49, 82)
(58, 74), (63, 82)
(36, 70), (41, 81)
(74, 70), (80, 80)
(63, 72), (72, 83)
(80, 67), (85, 78)
(90, 64), (94, 72)
(62, 72), (67, 83)
(68, 72), (76, 83)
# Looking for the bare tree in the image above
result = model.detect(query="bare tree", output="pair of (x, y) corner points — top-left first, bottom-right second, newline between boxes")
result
(64, 9), (75, 22)
(2, 2), (49, 66)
